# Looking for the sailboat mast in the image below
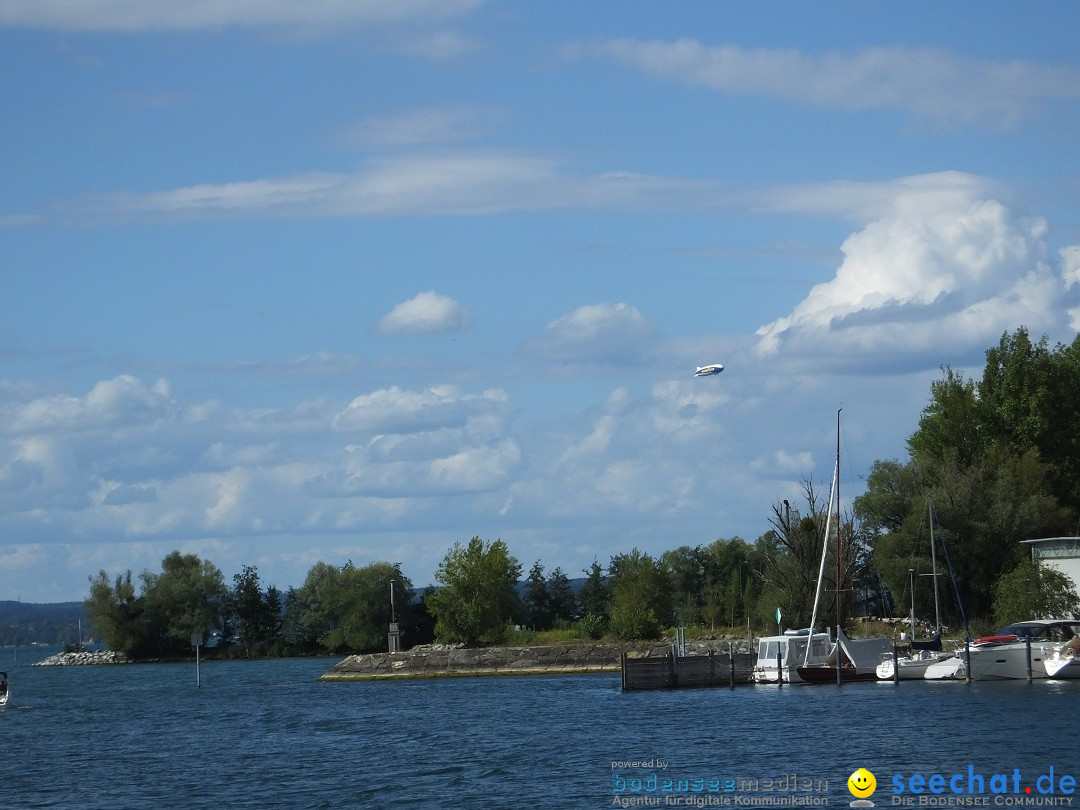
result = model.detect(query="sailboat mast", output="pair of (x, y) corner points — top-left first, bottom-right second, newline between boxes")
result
(929, 498), (942, 635)
(834, 408), (842, 686)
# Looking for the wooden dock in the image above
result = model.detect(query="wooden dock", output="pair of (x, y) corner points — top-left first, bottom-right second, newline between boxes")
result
(621, 650), (755, 690)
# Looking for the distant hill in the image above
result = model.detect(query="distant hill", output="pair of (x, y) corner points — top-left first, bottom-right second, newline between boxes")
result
(0, 601), (87, 646)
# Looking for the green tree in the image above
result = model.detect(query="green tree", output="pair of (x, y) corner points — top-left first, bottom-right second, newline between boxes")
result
(426, 537), (522, 645)
(523, 560), (552, 630)
(547, 566), (577, 626)
(576, 559), (609, 638)
(289, 561), (343, 646)
(701, 537), (758, 630)
(140, 552), (227, 655)
(660, 546), (707, 627)
(858, 331), (1079, 623)
(329, 561), (411, 652)
(608, 549), (671, 640)
(908, 367), (985, 474)
(287, 560), (411, 653)
(758, 479), (833, 631)
(980, 328), (1080, 513)
(578, 559), (609, 619)
(992, 559), (1080, 625)
(84, 570), (145, 655)
(231, 565), (283, 654)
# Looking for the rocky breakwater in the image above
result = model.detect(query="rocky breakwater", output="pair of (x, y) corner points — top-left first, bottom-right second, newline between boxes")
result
(33, 650), (130, 666)
(321, 639), (739, 682)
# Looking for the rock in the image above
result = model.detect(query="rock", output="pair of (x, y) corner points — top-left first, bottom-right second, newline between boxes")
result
(32, 650), (131, 666)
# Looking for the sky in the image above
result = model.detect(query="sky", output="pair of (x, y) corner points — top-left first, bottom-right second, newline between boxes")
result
(3, 2), (1080, 604)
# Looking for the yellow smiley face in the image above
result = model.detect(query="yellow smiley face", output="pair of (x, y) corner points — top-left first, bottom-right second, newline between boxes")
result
(848, 768), (876, 798)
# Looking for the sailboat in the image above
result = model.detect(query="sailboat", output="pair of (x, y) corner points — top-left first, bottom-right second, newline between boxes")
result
(796, 410), (891, 684)
(876, 500), (964, 680)
(0, 671), (9, 707)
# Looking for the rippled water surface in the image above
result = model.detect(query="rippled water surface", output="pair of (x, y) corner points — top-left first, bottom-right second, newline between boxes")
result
(1, 647), (1077, 808)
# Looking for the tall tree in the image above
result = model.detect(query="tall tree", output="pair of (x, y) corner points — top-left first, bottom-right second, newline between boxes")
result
(608, 549), (671, 640)
(547, 566), (577, 626)
(758, 478), (834, 630)
(860, 329), (1080, 622)
(231, 565), (283, 654)
(140, 551), (227, 655)
(84, 570), (144, 655)
(907, 367), (984, 475)
(660, 546), (707, 627)
(980, 328), (1080, 513)
(577, 559), (609, 621)
(426, 537), (522, 645)
(287, 560), (411, 653)
(522, 561), (552, 630)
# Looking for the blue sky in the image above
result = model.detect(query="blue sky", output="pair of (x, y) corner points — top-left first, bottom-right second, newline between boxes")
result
(3, 2), (1080, 603)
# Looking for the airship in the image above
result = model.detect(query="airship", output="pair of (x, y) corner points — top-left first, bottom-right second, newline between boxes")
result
(694, 363), (724, 377)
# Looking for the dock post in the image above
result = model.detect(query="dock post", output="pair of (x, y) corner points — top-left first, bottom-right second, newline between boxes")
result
(668, 649), (677, 688)
(1026, 636), (1032, 682)
(777, 649), (783, 687)
(892, 644), (899, 685)
(729, 643), (735, 687)
(621, 652), (627, 691)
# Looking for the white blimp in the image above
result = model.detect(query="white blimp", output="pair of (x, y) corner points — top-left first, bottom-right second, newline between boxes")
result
(693, 364), (725, 377)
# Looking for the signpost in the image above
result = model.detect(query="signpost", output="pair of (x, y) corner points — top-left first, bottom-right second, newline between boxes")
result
(190, 632), (204, 688)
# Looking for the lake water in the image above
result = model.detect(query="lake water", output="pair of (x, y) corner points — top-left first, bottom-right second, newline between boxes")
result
(1, 646), (1078, 809)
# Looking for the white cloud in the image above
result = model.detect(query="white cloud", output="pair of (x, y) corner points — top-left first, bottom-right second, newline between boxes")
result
(524, 302), (656, 364)
(1, 375), (174, 434)
(1062, 245), (1080, 290)
(0, 0), (486, 32)
(332, 385), (508, 435)
(758, 171), (1005, 223)
(19, 152), (720, 225)
(338, 106), (502, 148)
(754, 181), (1076, 366)
(588, 39), (1080, 127)
(376, 291), (470, 334)
(335, 439), (521, 497)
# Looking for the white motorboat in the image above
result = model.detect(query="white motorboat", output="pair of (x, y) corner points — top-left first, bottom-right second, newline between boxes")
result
(876, 643), (963, 680)
(1043, 637), (1080, 679)
(965, 620), (1080, 680)
(753, 629), (832, 683)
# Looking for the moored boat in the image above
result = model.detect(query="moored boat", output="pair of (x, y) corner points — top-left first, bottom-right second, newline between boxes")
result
(875, 641), (963, 680)
(1042, 635), (1080, 679)
(753, 629), (832, 683)
(965, 620), (1080, 680)
(0, 671), (8, 707)
(791, 410), (892, 685)
(796, 627), (892, 684)
(877, 499), (966, 681)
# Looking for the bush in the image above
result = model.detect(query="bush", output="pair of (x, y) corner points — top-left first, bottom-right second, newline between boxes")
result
(576, 612), (607, 640)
